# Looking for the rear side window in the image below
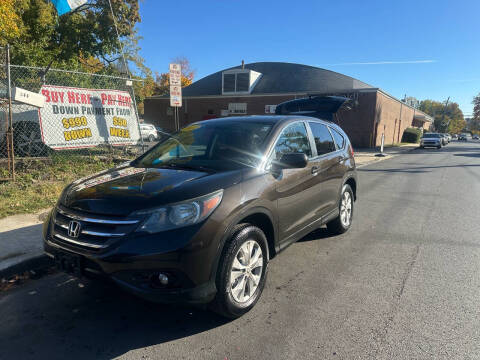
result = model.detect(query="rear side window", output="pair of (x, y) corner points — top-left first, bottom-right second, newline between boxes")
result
(273, 122), (312, 160)
(330, 127), (345, 150)
(309, 122), (336, 155)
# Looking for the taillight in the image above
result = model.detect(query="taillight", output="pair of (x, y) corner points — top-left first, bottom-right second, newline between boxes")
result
(350, 145), (354, 157)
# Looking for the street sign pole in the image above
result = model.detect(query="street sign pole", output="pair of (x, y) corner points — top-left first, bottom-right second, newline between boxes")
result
(169, 63), (182, 131)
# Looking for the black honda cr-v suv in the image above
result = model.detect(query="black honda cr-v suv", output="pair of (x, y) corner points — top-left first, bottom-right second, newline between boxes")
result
(44, 98), (357, 318)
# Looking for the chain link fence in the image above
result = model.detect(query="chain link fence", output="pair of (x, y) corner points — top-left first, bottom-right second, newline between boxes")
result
(0, 46), (147, 181)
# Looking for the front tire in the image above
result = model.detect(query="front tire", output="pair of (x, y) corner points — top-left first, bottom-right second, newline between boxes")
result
(327, 184), (354, 235)
(148, 134), (155, 142)
(210, 224), (269, 319)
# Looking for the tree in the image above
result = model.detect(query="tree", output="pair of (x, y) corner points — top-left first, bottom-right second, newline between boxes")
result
(6, 0), (141, 70)
(470, 93), (480, 133)
(419, 99), (465, 133)
(133, 75), (156, 116)
(155, 57), (195, 95)
(0, 0), (23, 46)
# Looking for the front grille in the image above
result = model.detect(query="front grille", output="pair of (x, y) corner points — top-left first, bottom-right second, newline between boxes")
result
(51, 205), (141, 251)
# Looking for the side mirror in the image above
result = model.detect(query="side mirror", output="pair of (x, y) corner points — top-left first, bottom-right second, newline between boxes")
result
(272, 153), (308, 171)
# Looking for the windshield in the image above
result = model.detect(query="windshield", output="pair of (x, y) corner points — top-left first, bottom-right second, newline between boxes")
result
(134, 121), (273, 171)
(422, 133), (441, 138)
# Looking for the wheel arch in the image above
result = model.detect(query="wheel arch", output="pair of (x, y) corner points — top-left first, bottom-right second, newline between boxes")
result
(210, 207), (277, 283)
(344, 176), (357, 201)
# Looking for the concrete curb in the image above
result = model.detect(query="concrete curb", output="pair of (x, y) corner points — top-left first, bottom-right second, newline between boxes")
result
(0, 254), (53, 280)
(356, 146), (418, 168)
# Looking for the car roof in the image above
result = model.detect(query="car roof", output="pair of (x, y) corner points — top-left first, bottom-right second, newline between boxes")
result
(200, 115), (335, 127)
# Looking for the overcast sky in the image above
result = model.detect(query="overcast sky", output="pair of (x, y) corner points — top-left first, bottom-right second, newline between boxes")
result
(137, 0), (479, 116)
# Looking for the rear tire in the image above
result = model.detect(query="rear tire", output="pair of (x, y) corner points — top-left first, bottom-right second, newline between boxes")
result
(437, 145), (441, 149)
(327, 184), (354, 235)
(148, 134), (155, 142)
(210, 224), (269, 319)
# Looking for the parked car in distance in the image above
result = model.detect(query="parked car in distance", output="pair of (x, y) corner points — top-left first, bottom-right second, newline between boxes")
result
(43, 113), (357, 318)
(420, 133), (443, 149)
(439, 134), (449, 145)
(445, 134), (452, 142)
(452, 134), (458, 139)
(140, 123), (158, 142)
(458, 134), (468, 141)
(472, 134), (479, 140)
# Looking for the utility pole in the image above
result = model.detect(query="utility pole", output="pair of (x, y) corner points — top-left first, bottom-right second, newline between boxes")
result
(441, 96), (450, 131)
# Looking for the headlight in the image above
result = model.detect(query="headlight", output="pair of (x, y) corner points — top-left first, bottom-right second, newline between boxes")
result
(133, 190), (223, 234)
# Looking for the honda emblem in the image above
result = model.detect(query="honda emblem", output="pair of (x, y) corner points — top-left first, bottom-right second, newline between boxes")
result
(68, 221), (81, 238)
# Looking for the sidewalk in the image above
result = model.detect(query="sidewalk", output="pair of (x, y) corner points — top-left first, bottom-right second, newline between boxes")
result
(354, 143), (418, 167)
(0, 209), (53, 279)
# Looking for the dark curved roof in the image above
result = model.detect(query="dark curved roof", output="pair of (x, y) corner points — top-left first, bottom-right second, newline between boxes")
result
(181, 62), (373, 97)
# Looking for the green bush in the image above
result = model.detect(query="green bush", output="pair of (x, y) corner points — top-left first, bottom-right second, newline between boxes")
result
(402, 127), (422, 143)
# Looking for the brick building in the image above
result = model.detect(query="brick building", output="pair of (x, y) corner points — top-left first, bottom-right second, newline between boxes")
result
(144, 62), (432, 148)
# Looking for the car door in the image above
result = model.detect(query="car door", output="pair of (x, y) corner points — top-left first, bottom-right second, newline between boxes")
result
(307, 121), (345, 217)
(270, 121), (318, 245)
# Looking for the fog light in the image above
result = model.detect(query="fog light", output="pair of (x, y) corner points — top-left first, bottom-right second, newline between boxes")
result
(158, 273), (169, 285)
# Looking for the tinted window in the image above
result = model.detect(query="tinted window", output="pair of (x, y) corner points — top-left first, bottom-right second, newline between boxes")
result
(330, 127), (345, 149)
(309, 122), (335, 155)
(273, 122), (312, 160)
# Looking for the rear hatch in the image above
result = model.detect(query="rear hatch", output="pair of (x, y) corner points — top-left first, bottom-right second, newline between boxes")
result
(275, 96), (350, 121)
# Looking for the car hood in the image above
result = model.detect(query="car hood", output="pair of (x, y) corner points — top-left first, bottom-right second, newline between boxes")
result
(60, 164), (242, 216)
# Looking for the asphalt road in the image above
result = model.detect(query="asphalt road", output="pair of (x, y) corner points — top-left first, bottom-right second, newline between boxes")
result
(1, 141), (480, 360)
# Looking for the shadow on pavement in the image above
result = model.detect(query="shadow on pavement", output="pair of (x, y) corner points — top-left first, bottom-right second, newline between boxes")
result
(454, 153), (480, 158)
(0, 225), (337, 359)
(297, 227), (332, 242)
(0, 272), (229, 359)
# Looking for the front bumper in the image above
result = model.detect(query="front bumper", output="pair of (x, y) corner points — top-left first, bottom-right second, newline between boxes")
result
(420, 141), (441, 147)
(43, 208), (221, 304)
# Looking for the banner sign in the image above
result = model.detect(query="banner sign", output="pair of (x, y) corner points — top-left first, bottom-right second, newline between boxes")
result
(39, 85), (140, 150)
(169, 63), (182, 107)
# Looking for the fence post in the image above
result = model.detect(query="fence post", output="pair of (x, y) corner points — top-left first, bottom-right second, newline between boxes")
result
(6, 45), (15, 181)
(129, 79), (145, 153)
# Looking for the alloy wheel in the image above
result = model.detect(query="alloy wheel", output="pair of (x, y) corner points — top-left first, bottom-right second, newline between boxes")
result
(230, 240), (263, 303)
(340, 191), (352, 227)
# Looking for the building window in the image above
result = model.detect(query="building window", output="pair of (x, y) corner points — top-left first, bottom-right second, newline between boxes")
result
(222, 69), (262, 94)
(223, 73), (236, 93)
(236, 73), (249, 92)
(228, 103), (247, 114)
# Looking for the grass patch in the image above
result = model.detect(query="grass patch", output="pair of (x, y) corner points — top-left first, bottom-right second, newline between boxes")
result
(0, 154), (116, 219)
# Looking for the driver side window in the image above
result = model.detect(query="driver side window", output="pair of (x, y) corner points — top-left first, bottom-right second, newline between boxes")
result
(273, 122), (312, 161)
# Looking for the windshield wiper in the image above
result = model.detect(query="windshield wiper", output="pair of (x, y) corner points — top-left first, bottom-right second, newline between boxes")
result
(157, 163), (216, 172)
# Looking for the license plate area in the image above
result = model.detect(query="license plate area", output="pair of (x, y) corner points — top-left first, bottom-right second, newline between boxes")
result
(55, 250), (83, 277)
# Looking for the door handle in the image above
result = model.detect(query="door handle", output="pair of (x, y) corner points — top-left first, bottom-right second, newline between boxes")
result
(311, 166), (320, 175)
